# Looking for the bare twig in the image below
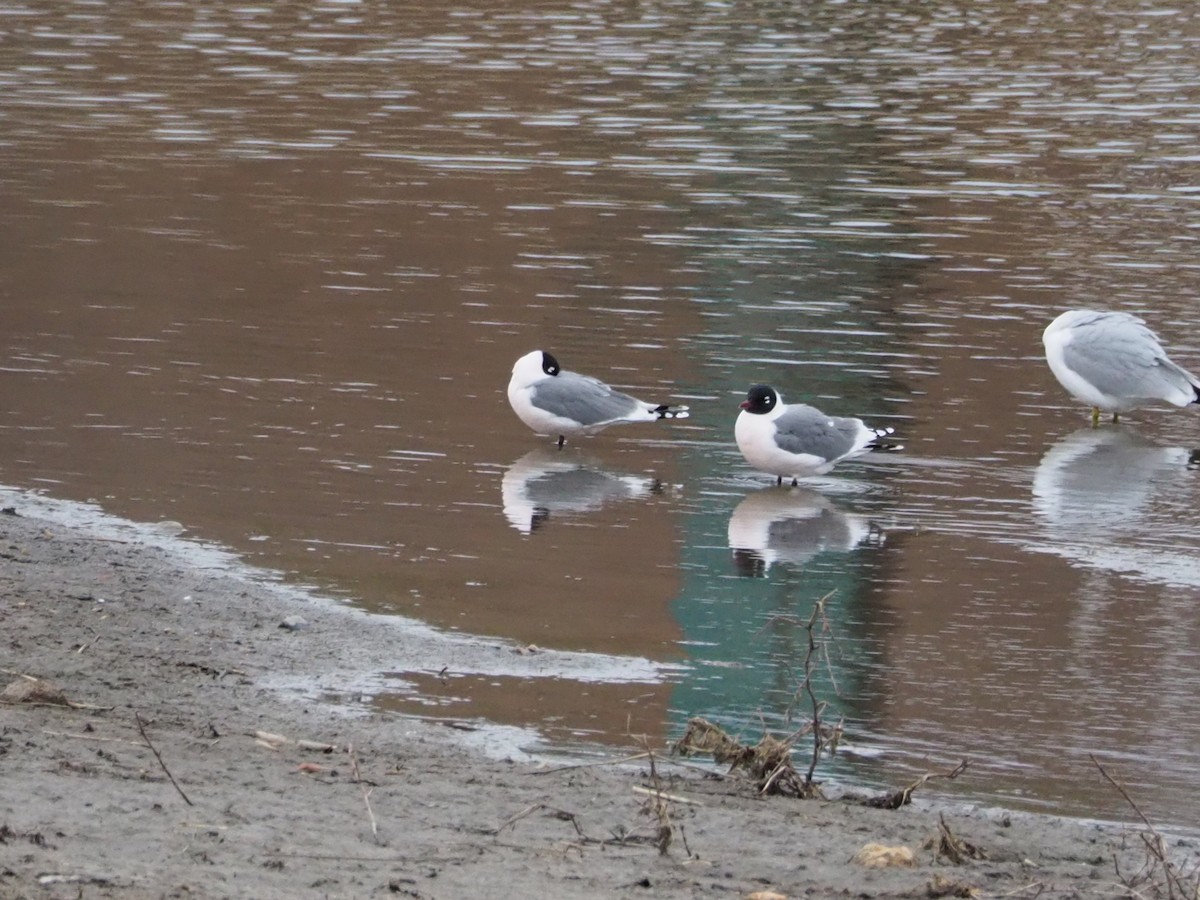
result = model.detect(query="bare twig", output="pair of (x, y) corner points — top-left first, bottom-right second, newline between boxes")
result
(495, 803), (586, 837)
(349, 743), (382, 845)
(638, 742), (674, 855)
(0, 669), (39, 680)
(42, 729), (144, 748)
(931, 812), (987, 865)
(866, 759), (969, 810)
(134, 712), (193, 806)
(799, 593), (835, 788)
(757, 593), (838, 793)
(631, 785), (701, 806)
(263, 852), (413, 862)
(1090, 754), (1198, 900)
(678, 822), (695, 860)
(992, 883), (1047, 897)
(530, 752), (650, 775)
(75, 629), (102, 654)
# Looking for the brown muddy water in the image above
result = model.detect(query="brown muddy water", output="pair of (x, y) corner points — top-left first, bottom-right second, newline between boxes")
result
(3, 1), (1200, 829)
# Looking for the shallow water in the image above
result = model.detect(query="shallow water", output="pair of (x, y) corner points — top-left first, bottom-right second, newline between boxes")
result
(4, 1), (1200, 827)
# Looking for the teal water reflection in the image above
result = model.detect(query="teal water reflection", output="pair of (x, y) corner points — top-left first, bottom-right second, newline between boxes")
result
(669, 479), (889, 750)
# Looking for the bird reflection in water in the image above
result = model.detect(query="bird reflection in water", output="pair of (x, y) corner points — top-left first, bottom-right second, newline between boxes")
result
(1033, 428), (1200, 532)
(500, 449), (663, 535)
(727, 486), (884, 578)
(1031, 427), (1200, 584)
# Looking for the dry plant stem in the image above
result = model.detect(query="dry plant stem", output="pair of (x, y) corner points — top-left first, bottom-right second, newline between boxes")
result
(134, 711), (193, 807)
(868, 759), (969, 810)
(75, 629), (101, 654)
(992, 884), (1046, 898)
(495, 803), (585, 838)
(787, 592), (835, 787)
(631, 785), (700, 806)
(263, 852), (411, 862)
(677, 822), (693, 860)
(759, 593), (837, 789)
(1089, 754), (1196, 900)
(642, 744), (674, 856)
(800, 593), (834, 787)
(349, 743), (382, 845)
(43, 729), (146, 748)
(759, 761), (793, 797)
(1090, 754), (1159, 835)
(531, 751), (650, 776)
(934, 812), (986, 865)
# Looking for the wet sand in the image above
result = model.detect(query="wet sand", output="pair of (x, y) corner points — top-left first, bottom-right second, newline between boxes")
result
(0, 492), (1184, 899)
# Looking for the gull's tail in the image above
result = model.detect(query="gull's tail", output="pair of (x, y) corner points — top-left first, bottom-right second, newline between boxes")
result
(652, 404), (690, 421)
(868, 425), (902, 453)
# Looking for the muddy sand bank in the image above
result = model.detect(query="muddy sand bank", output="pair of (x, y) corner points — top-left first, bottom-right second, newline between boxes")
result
(0, 489), (1189, 898)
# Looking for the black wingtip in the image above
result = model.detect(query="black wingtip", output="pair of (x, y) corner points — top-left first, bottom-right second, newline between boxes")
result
(869, 427), (902, 453)
(653, 404), (690, 420)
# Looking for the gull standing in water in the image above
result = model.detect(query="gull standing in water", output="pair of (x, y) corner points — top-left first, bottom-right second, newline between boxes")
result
(1043, 309), (1200, 426)
(507, 350), (689, 447)
(734, 384), (895, 485)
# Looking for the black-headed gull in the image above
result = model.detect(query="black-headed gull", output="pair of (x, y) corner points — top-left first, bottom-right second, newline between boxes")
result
(735, 384), (894, 485)
(1043, 309), (1200, 426)
(507, 350), (689, 447)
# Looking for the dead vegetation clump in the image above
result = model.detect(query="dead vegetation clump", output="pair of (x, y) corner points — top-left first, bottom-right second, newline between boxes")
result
(0, 672), (111, 711)
(925, 873), (981, 898)
(674, 716), (815, 798)
(1, 675), (71, 706)
(672, 594), (843, 798)
(927, 813), (986, 866)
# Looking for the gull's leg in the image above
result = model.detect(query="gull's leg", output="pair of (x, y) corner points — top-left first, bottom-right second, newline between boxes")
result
(557, 434), (565, 449)
(776, 475), (782, 486)
(1091, 407), (1101, 428)
(1112, 412), (1120, 424)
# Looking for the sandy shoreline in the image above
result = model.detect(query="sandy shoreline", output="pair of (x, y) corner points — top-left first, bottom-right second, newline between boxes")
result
(0, 489), (1190, 899)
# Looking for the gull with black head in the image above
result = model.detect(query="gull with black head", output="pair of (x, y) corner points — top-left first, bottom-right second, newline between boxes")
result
(507, 350), (689, 448)
(735, 384), (895, 485)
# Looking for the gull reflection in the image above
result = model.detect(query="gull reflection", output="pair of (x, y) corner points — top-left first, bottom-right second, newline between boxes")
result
(1031, 428), (1200, 583)
(501, 449), (662, 535)
(727, 486), (882, 577)
(1033, 428), (1197, 530)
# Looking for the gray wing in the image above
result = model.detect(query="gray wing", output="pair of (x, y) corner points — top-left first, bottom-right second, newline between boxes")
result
(772, 405), (863, 461)
(530, 372), (643, 425)
(1062, 312), (1197, 399)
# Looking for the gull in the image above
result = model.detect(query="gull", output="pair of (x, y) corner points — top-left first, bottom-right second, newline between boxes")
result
(507, 350), (689, 448)
(1043, 309), (1200, 426)
(734, 384), (895, 485)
